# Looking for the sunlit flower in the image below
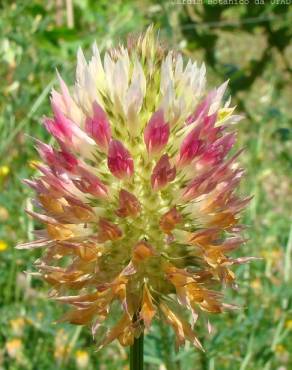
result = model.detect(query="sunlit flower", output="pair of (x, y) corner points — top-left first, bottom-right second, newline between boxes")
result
(275, 344), (286, 354)
(10, 317), (26, 336)
(0, 240), (8, 252)
(75, 350), (89, 369)
(0, 165), (10, 177)
(285, 319), (292, 330)
(6, 338), (22, 359)
(18, 26), (253, 350)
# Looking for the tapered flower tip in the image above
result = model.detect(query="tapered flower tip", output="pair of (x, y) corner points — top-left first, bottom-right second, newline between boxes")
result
(97, 218), (122, 242)
(116, 189), (141, 218)
(37, 142), (79, 172)
(132, 240), (157, 263)
(107, 140), (134, 179)
(159, 207), (182, 234)
(151, 154), (176, 191)
(140, 284), (156, 329)
(43, 113), (72, 143)
(144, 109), (169, 155)
(85, 102), (111, 150)
(178, 126), (203, 167)
(73, 167), (108, 198)
(57, 150), (79, 171)
(186, 90), (215, 125)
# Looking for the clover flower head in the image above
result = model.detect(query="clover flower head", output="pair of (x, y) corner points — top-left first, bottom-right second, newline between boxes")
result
(18, 26), (253, 350)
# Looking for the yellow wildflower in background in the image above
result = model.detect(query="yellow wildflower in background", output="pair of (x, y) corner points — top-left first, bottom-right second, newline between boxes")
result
(0, 240), (8, 252)
(0, 165), (10, 177)
(285, 319), (292, 329)
(10, 318), (26, 336)
(75, 350), (89, 369)
(6, 338), (23, 359)
(275, 344), (286, 354)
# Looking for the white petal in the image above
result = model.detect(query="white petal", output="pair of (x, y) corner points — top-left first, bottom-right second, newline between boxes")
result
(209, 80), (229, 114)
(160, 52), (174, 94)
(104, 52), (115, 99)
(76, 47), (87, 85)
(174, 53), (183, 80)
(89, 42), (107, 95)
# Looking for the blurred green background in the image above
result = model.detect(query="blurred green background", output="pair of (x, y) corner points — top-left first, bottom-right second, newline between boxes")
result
(0, 1), (291, 369)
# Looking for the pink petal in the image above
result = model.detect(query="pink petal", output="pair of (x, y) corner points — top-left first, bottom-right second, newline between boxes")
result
(186, 91), (216, 125)
(151, 154), (176, 191)
(144, 109), (169, 154)
(73, 167), (108, 198)
(85, 102), (111, 150)
(199, 131), (235, 166)
(37, 141), (78, 172)
(178, 126), (203, 166)
(107, 140), (134, 179)
(57, 150), (79, 172)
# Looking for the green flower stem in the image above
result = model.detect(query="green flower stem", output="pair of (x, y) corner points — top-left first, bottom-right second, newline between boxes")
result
(130, 333), (144, 370)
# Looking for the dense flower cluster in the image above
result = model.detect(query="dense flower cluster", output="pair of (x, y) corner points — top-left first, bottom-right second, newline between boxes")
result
(18, 27), (253, 350)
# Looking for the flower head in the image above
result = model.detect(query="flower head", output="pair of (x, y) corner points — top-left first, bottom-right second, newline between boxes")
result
(18, 26), (253, 350)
